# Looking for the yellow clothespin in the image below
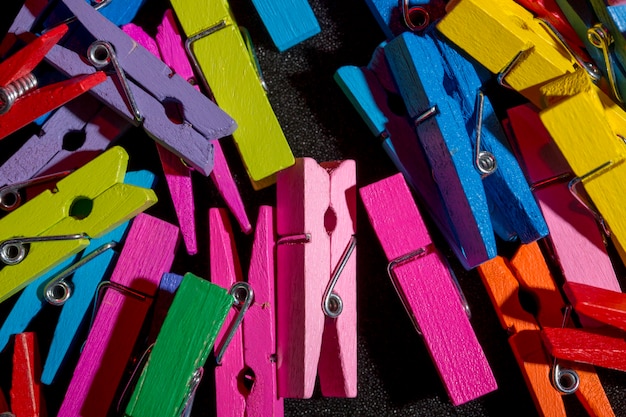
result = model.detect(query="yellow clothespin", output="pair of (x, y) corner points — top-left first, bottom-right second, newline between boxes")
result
(437, 0), (578, 107)
(539, 68), (626, 263)
(170, 0), (295, 190)
(0, 146), (157, 303)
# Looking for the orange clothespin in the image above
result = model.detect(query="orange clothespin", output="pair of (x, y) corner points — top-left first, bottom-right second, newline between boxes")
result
(0, 24), (105, 139)
(542, 282), (626, 373)
(477, 242), (614, 417)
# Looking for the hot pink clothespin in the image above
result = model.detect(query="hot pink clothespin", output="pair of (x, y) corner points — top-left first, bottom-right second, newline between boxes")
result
(57, 214), (180, 417)
(359, 173), (497, 405)
(210, 206), (282, 417)
(276, 157), (357, 398)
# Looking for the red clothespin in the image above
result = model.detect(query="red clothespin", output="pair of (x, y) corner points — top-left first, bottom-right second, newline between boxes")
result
(276, 157), (357, 399)
(360, 173), (496, 405)
(0, 24), (106, 139)
(210, 206), (282, 417)
(542, 282), (626, 372)
(10, 333), (47, 417)
(478, 243), (615, 417)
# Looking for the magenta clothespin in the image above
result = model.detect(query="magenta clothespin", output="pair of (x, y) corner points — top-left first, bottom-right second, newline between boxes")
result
(57, 213), (180, 417)
(210, 206), (282, 417)
(359, 173), (497, 405)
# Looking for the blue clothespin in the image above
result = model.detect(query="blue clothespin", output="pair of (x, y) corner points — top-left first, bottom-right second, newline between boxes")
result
(249, 0), (320, 51)
(0, 170), (156, 384)
(364, 0), (445, 39)
(384, 31), (548, 268)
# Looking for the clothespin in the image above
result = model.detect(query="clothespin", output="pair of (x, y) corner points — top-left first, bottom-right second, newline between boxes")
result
(9, 333), (47, 417)
(538, 69), (626, 265)
(170, 0), (295, 189)
(542, 282), (626, 373)
(384, 31), (547, 268)
(210, 206), (282, 417)
(248, 0), (319, 51)
(506, 104), (621, 306)
(334, 43), (460, 262)
(0, 95), (129, 210)
(146, 272), (183, 344)
(44, 0), (237, 176)
(360, 173), (496, 405)
(122, 10), (251, 254)
(0, 0), (48, 56)
(57, 213), (179, 417)
(0, 170), (155, 387)
(0, 23), (106, 139)
(276, 157), (356, 398)
(364, 0), (446, 38)
(0, 146), (155, 303)
(122, 273), (233, 417)
(477, 243), (614, 417)
(436, 0), (581, 107)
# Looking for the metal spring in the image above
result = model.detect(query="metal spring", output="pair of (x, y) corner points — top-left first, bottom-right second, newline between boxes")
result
(0, 73), (38, 114)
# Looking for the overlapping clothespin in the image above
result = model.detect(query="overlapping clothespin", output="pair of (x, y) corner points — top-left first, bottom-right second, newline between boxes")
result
(57, 213), (179, 417)
(506, 104), (621, 309)
(0, 146), (155, 304)
(44, 0), (237, 176)
(210, 206), (282, 417)
(276, 157), (356, 398)
(0, 23), (106, 139)
(538, 69), (626, 265)
(542, 282), (626, 373)
(384, 30), (547, 269)
(248, 0), (320, 51)
(436, 0), (581, 108)
(122, 273), (233, 417)
(364, 0), (446, 38)
(0, 170), (155, 386)
(5, 333), (47, 417)
(477, 242), (614, 417)
(360, 173), (496, 405)
(170, 0), (295, 189)
(122, 9), (251, 254)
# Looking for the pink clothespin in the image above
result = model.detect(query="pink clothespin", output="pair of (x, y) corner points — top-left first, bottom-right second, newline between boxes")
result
(276, 157), (357, 398)
(506, 104), (620, 316)
(359, 173), (497, 405)
(57, 213), (180, 417)
(210, 206), (282, 417)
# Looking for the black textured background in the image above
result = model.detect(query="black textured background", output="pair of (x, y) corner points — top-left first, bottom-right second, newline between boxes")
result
(1, 0), (626, 416)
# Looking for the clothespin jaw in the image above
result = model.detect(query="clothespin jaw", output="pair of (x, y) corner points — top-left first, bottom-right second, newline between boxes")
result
(437, 0), (578, 107)
(0, 146), (156, 304)
(57, 213), (179, 417)
(0, 23), (106, 140)
(123, 273), (233, 417)
(360, 173), (497, 405)
(276, 157), (357, 399)
(210, 206), (282, 417)
(170, 0), (295, 189)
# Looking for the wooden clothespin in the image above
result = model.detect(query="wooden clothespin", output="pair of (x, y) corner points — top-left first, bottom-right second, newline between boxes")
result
(248, 0), (320, 51)
(170, 0), (295, 189)
(146, 272), (184, 344)
(364, 0), (446, 38)
(506, 104), (621, 304)
(8, 333), (47, 417)
(0, 170), (156, 386)
(0, 146), (156, 303)
(44, 0), (237, 176)
(0, 23), (106, 139)
(384, 31), (547, 268)
(538, 69), (626, 264)
(276, 157), (356, 398)
(360, 173), (496, 405)
(210, 206), (282, 417)
(57, 213), (180, 417)
(122, 11), (251, 254)
(477, 243), (614, 417)
(436, 0), (579, 107)
(542, 282), (626, 373)
(123, 273), (233, 417)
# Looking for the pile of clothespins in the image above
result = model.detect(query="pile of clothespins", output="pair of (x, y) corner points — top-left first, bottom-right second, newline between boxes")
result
(0, 0), (626, 415)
